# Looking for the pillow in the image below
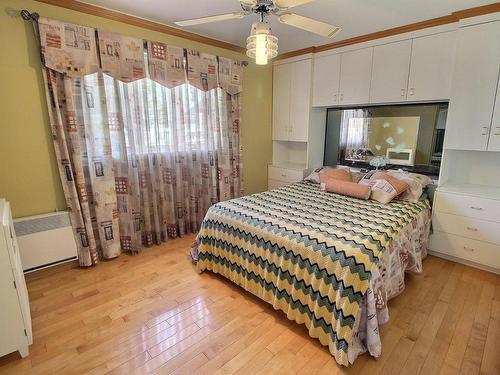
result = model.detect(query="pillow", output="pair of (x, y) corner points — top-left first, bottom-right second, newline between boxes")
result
(387, 170), (433, 203)
(323, 179), (371, 200)
(319, 168), (351, 184)
(359, 171), (408, 193)
(303, 167), (325, 184)
(351, 171), (367, 183)
(359, 171), (409, 204)
(304, 166), (351, 184)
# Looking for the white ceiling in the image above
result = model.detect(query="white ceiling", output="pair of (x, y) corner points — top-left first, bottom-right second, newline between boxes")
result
(79, 0), (496, 53)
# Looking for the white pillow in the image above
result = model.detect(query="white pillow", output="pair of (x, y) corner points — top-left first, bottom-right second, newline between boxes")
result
(387, 170), (432, 203)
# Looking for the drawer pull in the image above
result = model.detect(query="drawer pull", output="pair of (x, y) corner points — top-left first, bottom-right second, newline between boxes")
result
(466, 226), (478, 232)
(463, 246), (475, 252)
(470, 206), (483, 211)
(281, 174), (287, 177)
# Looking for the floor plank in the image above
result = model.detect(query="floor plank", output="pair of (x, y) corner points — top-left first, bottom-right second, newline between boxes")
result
(0, 234), (499, 374)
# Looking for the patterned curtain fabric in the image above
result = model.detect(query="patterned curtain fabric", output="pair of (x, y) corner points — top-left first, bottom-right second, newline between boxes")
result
(98, 31), (146, 82)
(35, 19), (243, 267)
(37, 17), (99, 77)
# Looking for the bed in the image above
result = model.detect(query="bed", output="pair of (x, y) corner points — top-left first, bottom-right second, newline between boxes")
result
(191, 181), (431, 366)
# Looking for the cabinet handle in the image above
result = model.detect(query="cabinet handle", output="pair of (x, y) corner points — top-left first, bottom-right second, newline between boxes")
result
(409, 88), (414, 96)
(463, 246), (475, 252)
(481, 126), (490, 135)
(401, 88), (406, 97)
(281, 174), (287, 177)
(339, 93), (343, 101)
(333, 94), (337, 101)
(470, 206), (483, 211)
(494, 127), (500, 136)
(466, 226), (478, 232)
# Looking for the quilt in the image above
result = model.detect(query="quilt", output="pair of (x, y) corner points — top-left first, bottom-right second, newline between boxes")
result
(194, 182), (429, 366)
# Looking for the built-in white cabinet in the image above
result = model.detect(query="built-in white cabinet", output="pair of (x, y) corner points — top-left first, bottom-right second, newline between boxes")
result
(444, 21), (500, 151)
(370, 40), (412, 103)
(271, 56), (326, 190)
(312, 31), (458, 107)
(290, 59), (313, 141)
(407, 32), (457, 101)
(430, 189), (500, 273)
(312, 54), (341, 107)
(488, 76), (500, 151)
(272, 58), (312, 142)
(272, 63), (292, 141)
(338, 48), (373, 105)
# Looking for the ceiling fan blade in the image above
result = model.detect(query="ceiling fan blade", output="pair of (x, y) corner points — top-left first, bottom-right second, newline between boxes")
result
(275, 0), (314, 10)
(175, 12), (247, 27)
(240, 0), (257, 6)
(278, 13), (341, 37)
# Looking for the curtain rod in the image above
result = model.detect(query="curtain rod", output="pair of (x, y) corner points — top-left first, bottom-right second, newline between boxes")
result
(20, 9), (249, 67)
(21, 9), (39, 21)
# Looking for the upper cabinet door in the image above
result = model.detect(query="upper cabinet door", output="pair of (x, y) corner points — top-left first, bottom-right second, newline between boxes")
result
(312, 54), (341, 107)
(272, 63), (292, 141)
(488, 75), (500, 152)
(339, 48), (373, 105)
(407, 32), (457, 101)
(289, 59), (312, 142)
(444, 21), (500, 151)
(370, 40), (412, 103)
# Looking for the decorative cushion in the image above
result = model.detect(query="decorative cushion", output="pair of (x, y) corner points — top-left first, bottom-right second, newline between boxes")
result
(359, 171), (409, 204)
(304, 166), (352, 184)
(319, 168), (352, 184)
(323, 179), (371, 200)
(387, 170), (433, 203)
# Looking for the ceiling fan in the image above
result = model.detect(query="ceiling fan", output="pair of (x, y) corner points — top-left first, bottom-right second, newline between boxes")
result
(174, 0), (341, 65)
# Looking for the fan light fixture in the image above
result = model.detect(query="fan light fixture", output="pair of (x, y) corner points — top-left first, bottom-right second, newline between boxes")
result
(246, 20), (278, 65)
(174, 1), (341, 66)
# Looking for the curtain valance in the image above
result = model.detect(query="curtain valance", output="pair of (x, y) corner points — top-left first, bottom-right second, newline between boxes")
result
(37, 17), (243, 95)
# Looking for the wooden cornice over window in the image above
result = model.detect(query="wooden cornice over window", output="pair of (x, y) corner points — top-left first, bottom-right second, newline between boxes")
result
(278, 2), (500, 60)
(35, 1), (500, 59)
(34, 0), (246, 54)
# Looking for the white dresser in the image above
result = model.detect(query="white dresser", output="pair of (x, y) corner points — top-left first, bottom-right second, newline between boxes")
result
(0, 199), (32, 358)
(430, 185), (500, 274)
(268, 164), (308, 190)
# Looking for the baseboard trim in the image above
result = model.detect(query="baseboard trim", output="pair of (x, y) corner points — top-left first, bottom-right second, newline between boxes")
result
(428, 250), (500, 275)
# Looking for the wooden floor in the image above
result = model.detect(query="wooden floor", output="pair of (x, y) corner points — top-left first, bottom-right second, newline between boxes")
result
(1, 234), (499, 375)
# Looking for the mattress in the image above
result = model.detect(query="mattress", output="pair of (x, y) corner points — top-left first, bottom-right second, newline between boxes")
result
(192, 182), (430, 366)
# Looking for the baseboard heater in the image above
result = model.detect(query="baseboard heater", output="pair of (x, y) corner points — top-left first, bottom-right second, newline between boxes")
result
(13, 211), (78, 273)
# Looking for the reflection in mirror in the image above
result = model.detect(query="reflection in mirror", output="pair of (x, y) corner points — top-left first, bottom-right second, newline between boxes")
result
(324, 103), (448, 176)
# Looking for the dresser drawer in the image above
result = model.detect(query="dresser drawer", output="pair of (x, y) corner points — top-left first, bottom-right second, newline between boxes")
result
(268, 166), (305, 183)
(433, 212), (500, 245)
(434, 191), (500, 222)
(430, 231), (500, 269)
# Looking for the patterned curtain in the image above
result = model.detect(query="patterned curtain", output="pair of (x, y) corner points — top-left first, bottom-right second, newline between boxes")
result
(35, 18), (243, 267)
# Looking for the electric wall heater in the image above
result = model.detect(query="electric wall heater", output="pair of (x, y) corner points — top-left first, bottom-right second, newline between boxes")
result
(13, 211), (78, 272)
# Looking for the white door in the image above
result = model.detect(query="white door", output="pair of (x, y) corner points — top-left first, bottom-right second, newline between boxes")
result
(289, 59), (312, 142)
(338, 48), (373, 105)
(312, 54), (341, 107)
(370, 40), (412, 103)
(272, 63), (291, 141)
(488, 74), (500, 151)
(444, 21), (500, 151)
(407, 31), (457, 101)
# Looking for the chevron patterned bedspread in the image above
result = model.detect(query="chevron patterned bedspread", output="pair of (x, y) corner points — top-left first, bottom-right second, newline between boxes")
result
(195, 182), (429, 366)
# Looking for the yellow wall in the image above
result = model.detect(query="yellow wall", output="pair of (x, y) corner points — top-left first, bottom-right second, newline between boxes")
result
(0, 0), (273, 218)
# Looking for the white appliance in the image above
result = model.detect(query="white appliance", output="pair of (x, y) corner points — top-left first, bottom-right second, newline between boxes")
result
(14, 211), (78, 272)
(0, 199), (33, 358)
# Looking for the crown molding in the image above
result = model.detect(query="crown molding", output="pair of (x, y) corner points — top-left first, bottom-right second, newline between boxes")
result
(277, 2), (500, 60)
(34, 0), (246, 54)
